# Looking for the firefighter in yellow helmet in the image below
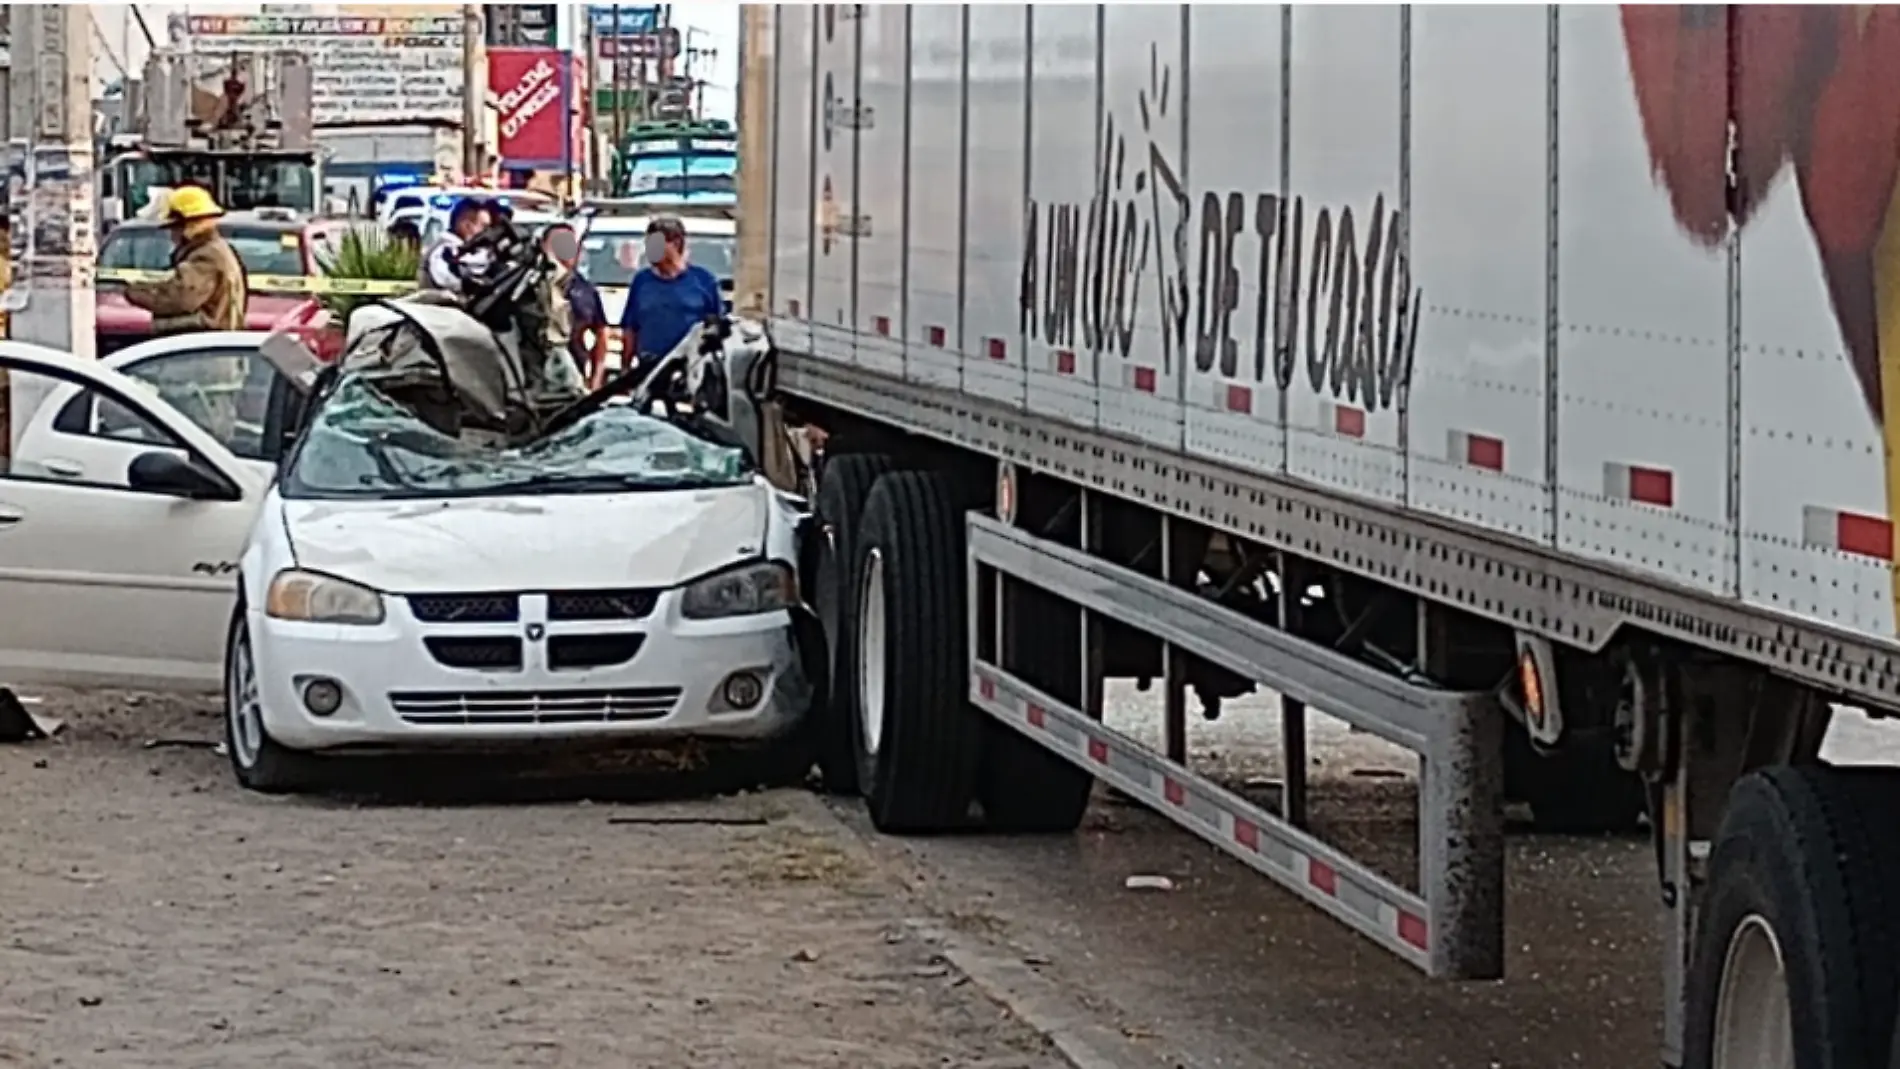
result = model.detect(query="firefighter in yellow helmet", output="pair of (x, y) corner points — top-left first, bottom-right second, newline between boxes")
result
(122, 186), (249, 335)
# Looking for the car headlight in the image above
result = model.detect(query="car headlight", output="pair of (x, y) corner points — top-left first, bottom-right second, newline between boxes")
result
(264, 569), (386, 625)
(680, 560), (797, 620)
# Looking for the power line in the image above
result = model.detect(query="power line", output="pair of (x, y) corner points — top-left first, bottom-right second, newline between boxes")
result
(87, 10), (129, 83)
(129, 6), (157, 51)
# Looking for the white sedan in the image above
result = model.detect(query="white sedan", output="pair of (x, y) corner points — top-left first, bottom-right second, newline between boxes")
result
(2, 334), (283, 691)
(0, 336), (816, 793)
(231, 372), (814, 791)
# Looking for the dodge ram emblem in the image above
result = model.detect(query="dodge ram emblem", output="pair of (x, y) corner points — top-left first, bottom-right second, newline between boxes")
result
(525, 623), (546, 642)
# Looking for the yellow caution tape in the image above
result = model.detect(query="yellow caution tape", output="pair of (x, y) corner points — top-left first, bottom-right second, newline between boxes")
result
(314, 277), (420, 296)
(97, 267), (416, 297)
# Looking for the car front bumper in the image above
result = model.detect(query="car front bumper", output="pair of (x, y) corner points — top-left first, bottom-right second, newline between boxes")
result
(248, 596), (812, 754)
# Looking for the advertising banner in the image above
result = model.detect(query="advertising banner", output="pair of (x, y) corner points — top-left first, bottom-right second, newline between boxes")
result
(169, 12), (462, 125)
(490, 47), (571, 169)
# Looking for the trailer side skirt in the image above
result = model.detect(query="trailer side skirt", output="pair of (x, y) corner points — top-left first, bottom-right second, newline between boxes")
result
(967, 512), (1505, 980)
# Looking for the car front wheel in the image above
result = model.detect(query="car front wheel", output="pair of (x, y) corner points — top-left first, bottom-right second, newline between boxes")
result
(223, 609), (315, 794)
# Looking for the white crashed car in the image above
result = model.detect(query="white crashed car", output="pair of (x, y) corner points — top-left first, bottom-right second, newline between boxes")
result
(223, 367), (814, 792)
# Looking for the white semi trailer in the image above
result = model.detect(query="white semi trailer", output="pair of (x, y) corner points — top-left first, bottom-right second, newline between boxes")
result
(738, 5), (1900, 1066)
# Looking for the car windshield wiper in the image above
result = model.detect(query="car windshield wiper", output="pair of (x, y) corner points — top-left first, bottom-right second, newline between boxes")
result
(460, 472), (740, 496)
(455, 473), (657, 495)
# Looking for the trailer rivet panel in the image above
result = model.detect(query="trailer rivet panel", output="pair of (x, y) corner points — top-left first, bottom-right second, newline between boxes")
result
(1801, 506), (1894, 561)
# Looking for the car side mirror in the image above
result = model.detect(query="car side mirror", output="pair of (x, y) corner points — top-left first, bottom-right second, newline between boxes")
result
(127, 451), (239, 501)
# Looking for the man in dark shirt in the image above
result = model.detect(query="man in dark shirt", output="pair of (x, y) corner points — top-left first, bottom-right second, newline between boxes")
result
(568, 270), (610, 387)
(618, 216), (723, 378)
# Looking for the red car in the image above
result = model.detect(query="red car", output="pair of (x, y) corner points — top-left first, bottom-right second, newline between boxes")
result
(95, 210), (352, 355)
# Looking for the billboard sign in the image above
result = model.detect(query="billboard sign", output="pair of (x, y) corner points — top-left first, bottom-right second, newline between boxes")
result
(588, 7), (661, 38)
(170, 13), (462, 126)
(490, 48), (571, 169)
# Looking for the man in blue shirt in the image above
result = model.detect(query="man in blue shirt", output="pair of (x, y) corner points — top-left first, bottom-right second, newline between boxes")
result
(618, 215), (723, 378)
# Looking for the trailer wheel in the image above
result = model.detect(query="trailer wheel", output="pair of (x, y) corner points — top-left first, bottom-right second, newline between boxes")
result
(1683, 766), (1900, 1069)
(851, 471), (984, 832)
(980, 725), (1095, 832)
(1504, 722), (1647, 834)
(811, 452), (899, 794)
(979, 583), (1094, 833)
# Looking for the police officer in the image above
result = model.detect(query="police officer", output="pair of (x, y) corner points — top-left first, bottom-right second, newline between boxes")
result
(123, 186), (248, 335)
(419, 198), (493, 292)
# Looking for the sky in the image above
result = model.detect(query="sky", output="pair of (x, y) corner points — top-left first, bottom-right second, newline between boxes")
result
(83, 2), (742, 120)
(669, 2), (740, 121)
(86, 5), (186, 93)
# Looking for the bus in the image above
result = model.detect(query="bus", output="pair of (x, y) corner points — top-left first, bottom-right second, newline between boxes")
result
(610, 118), (737, 200)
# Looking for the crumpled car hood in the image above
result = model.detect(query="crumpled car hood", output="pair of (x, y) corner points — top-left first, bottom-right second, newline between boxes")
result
(281, 484), (769, 594)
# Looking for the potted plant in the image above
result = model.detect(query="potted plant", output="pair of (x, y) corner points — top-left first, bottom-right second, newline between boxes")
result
(274, 226), (420, 361)
(316, 225), (420, 327)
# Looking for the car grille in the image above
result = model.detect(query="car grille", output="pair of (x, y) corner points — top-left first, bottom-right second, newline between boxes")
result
(548, 589), (660, 621)
(389, 687), (682, 726)
(548, 633), (645, 670)
(407, 593), (521, 623)
(424, 636), (523, 671)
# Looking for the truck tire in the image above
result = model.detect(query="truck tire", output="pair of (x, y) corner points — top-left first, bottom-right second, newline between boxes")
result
(1503, 721), (1647, 835)
(811, 452), (899, 795)
(850, 470), (984, 832)
(979, 583), (1094, 833)
(980, 723), (1095, 832)
(1684, 766), (1900, 1069)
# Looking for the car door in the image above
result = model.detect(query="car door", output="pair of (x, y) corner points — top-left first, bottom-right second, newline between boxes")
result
(17, 333), (287, 482)
(0, 347), (269, 693)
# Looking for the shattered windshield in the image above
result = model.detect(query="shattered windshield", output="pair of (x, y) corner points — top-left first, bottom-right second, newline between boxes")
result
(282, 376), (752, 500)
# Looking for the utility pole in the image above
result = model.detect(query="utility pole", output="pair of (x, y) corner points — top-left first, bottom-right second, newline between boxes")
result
(578, 9), (595, 193)
(681, 28), (715, 121)
(657, 3), (673, 85)
(460, 3), (485, 179)
(734, 5), (772, 319)
(610, 4), (627, 173)
(640, 6), (661, 124)
(0, 5), (11, 456)
(4, 6), (95, 363)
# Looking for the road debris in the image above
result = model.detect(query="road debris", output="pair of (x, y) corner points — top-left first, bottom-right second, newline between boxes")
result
(142, 737), (219, 751)
(1123, 875), (1176, 892)
(0, 688), (62, 743)
(606, 814), (771, 827)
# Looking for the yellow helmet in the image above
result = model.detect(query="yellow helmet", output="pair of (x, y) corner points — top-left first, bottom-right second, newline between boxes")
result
(164, 186), (224, 223)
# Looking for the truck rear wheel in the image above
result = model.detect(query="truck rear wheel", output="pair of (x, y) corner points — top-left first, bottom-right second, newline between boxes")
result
(1683, 766), (1900, 1069)
(811, 452), (899, 794)
(850, 471), (985, 832)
